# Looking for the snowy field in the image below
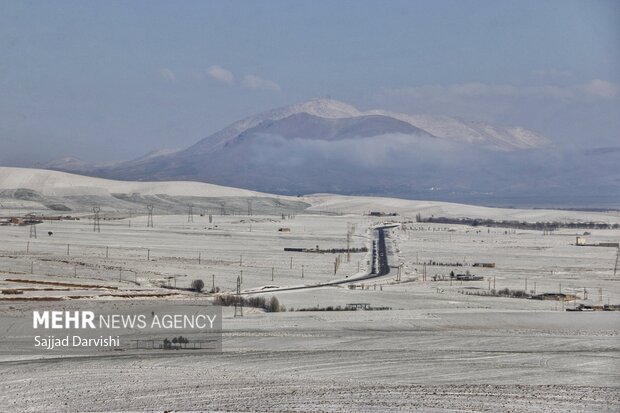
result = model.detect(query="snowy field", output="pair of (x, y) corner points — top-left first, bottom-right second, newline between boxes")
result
(0, 168), (619, 412)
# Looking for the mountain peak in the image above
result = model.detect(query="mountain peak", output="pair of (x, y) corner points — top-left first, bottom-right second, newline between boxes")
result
(287, 98), (362, 118)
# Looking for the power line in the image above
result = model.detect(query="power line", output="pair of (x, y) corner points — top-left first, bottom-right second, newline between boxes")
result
(187, 203), (194, 223)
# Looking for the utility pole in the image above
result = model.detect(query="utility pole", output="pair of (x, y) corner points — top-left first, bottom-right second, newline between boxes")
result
(234, 276), (243, 317)
(93, 206), (101, 232)
(614, 247), (619, 278)
(346, 223), (352, 263)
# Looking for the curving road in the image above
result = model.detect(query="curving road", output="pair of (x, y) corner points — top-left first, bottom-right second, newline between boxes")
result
(242, 224), (396, 294)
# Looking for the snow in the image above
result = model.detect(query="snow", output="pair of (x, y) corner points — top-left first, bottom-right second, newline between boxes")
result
(366, 110), (551, 149)
(303, 194), (620, 224)
(3, 168), (618, 226)
(189, 98), (552, 153)
(0, 168), (618, 412)
(0, 167), (265, 198)
(188, 99), (363, 153)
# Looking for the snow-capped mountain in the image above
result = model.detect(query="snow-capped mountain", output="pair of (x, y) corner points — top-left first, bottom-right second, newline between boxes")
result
(180, 98), (550, 155)
(39, 98), (617, 205)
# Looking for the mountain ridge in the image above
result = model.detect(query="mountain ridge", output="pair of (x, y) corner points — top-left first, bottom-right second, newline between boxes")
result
(33, 98), (617, 208)
(43, 98), (551, 173)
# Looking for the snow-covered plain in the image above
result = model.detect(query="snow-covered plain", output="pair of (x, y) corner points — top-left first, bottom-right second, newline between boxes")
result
(0, 169), (619, 412)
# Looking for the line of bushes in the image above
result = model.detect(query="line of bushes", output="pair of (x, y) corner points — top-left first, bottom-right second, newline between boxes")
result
(214, 294), (285, 312)
(417, 215), (618, 230)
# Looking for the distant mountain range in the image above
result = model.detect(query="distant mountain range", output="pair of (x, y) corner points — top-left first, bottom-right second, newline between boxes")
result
(39, 99), (619, 207)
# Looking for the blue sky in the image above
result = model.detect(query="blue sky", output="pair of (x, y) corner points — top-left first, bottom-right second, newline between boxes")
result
(1, 0), (618, 165)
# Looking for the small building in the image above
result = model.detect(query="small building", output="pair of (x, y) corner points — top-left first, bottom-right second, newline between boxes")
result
(576, 236), (587, 246)
(278, 227), (290, 232)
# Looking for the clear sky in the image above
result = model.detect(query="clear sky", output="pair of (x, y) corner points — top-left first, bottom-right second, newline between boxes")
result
(1, 0), (618, 165)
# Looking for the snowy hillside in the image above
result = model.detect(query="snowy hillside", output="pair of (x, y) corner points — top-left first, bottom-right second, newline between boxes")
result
(0, 167), (262, 197)
(1, 168), (617, 224)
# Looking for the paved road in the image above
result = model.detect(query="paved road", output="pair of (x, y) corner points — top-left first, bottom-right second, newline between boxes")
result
(242, 225), (395, 294)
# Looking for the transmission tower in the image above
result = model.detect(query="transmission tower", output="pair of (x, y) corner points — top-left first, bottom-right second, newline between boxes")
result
(187, 203), (194, 223)
(29, 223), (37, 239)
(146, 204), (154, 228)
(346, 223), (352, 262)
(92, 206), (101, 232)
(614, 247), (619, 278)
(234, 275), (243, 317)
(247, 200), (253, 216)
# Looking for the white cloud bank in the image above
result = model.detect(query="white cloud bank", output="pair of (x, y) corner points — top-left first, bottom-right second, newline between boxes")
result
(204, 65), (281, 93)
(381, 79), (618, 102)
(241, 74), (281, 92)
(207, 65), (235, 85)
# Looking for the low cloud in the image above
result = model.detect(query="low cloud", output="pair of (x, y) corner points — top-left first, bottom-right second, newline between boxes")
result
(159, 68), (176, 83)
(580, 79), (619, 100)
(238, 132), (619, 199)
(531, 68), (573, 79)
(241, 74), (281, 92)
(381, 80), (618, 103)
(208, 65), (235, 85)
(204, 66), (281, 93)
(246, 133), (471, 169)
